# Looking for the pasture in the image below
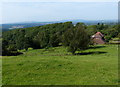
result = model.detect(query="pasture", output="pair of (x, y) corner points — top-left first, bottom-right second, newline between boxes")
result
(2, 45), (118, 85)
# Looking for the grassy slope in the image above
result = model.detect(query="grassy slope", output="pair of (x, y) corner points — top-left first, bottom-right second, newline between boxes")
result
(2, 45), (118, 85)
(0, 56), (1, 86)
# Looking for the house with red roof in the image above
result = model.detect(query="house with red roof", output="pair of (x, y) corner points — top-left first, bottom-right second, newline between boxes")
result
(91, 32), (105, 44)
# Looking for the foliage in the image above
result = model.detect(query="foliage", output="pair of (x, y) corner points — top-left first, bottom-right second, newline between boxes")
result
(2, 22), (73, 55)
(2, 22), (119, 55)
(2, 39), (18, 56)
(101, 25), (119, 42)
(63, 23), (90, 54)
(86, 25), (97, 35)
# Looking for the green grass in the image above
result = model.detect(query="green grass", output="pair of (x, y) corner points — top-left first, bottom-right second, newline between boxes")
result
(2, 45), (118, 85)
(0, 56), (2, 86)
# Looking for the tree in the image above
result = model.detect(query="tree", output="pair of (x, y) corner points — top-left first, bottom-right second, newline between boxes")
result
(15, 30), (31, 50)
(63, 23), (90, 54)
(97, 23), (105, 30)
(2, 39), (18, 56)
(49, 33), (60, 47)
(62, 28), (75, 46)
(86, 25), (97, 35)
(2, 39), (8, 56)
(33, 30), (50, 48)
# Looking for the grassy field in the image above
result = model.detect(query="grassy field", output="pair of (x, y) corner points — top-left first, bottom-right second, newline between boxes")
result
(2, 45), (118, 85)
(0, 56), (1, 86)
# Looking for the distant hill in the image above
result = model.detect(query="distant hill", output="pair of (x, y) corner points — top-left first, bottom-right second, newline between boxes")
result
(1, 22), (53, 32)
(60, 19), (117, 25)
(1, 19), (117, 32)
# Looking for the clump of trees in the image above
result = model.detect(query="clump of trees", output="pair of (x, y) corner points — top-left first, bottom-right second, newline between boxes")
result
(2, 22), (74, 55)
(86, 23), (119, 42)
(1, 22), (119, 56)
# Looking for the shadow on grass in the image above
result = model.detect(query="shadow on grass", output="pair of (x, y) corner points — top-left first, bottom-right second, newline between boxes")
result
(2, 52), (23, 56)
(88, 45), (106, 49)
(11, 52), (23, 56)
(75, 51), (107, 55)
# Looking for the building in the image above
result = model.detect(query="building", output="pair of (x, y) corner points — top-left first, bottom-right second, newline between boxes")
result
(91, 32), (105, 44)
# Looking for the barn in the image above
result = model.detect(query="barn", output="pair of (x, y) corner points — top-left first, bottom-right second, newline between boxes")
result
(91, 32), (105, 44)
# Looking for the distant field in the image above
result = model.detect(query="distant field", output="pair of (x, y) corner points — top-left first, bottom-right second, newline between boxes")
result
(2, 45), (118, 85)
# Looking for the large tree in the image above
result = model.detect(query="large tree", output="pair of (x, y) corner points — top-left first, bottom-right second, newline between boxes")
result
(63, 23), (90, 54)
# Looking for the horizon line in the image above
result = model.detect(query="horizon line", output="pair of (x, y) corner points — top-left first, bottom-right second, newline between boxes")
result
(1, 19), (118, 24)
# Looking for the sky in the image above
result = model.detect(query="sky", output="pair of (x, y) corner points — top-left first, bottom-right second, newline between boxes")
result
(0, 0), (119, 24)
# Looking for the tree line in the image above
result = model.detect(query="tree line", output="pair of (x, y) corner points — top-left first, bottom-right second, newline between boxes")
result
(2, 22), (119, 55)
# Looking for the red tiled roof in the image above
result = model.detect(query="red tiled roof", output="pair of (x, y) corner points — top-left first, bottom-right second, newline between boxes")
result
(95, 32), (104, 37)
(91, 32), (105, 44)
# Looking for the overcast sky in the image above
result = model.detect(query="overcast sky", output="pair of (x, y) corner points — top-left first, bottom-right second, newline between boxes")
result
(0, 0), (119, 24)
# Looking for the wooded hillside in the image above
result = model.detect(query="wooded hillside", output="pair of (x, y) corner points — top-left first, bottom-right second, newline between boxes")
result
(2, 22), (119, 55)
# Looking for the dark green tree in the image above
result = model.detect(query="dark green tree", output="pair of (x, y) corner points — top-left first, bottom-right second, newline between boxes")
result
(33, 30), (50, 48)
(63, 23), (90, 54)
(49, 33), (60, 47)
